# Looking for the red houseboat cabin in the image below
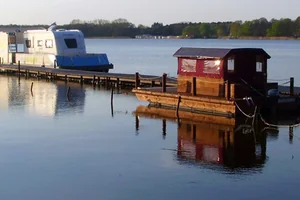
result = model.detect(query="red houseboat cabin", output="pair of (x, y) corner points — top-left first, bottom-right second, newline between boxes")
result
(173, 47), (271, 99)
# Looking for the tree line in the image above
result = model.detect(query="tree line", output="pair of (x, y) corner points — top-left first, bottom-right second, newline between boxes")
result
(1, 17), (300, 38)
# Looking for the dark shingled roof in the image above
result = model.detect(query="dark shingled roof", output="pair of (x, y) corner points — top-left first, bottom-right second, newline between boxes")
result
(173, 47), (271, 59)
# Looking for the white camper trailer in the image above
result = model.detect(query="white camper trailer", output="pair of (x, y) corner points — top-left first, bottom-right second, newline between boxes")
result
(0, 24), (113, 72)
(23, 29), (86, 56)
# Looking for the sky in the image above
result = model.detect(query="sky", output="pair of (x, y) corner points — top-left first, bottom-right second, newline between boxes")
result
(2, 0), (300, 26)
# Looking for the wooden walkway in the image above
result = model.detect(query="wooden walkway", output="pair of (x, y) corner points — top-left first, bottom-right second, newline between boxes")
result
(0, 64), (177, 87)
(0, 63), (300, 95)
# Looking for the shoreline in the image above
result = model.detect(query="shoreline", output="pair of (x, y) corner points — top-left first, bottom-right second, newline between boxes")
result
(86, 36), (300, 40)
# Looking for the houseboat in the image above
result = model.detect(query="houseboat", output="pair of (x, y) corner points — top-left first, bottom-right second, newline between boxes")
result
(132, 47), (300, 118)
(0, 24), (113, 72)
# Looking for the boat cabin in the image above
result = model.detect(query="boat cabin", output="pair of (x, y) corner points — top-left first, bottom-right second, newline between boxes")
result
(173, 47), (271, 99)
(23, 29), (86, 56)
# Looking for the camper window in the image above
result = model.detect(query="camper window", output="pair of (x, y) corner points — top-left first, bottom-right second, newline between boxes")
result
(25, 40), (31, 48)
(45, 40), (53, 48)
(37, 40), (43, 47)
(64, 39), (77, 48)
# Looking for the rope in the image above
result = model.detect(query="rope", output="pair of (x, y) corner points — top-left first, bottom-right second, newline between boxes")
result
(279, 81), (290, 86)
(268, 78), (290, 82)
(234, 101), (256, 118)
(259, 113), (300, 128)
(240, 78), (264, 96)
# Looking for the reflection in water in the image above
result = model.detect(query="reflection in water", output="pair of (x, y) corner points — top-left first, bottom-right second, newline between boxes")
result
(134, 105), (282, 172)
(0, 76), (86, 117)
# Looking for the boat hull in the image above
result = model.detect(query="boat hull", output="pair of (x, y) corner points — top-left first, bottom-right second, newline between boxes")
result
(132, 88), (236, 118)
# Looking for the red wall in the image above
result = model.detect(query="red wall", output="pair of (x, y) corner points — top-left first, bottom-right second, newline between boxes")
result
(178, 58), (224, 79)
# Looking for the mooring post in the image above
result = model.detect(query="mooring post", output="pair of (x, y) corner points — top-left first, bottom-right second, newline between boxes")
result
(162, 119), (166, 139)
(192, 77), (196, 96)
(290, 77), (294, 95)
(111, 85), (114, 117)
(135, 115), (139, 133)
(289, 126), (294, 144)
(93, 75), (96, 86)
(116, 78), (120, 89)
(18, 60), (20, 79)
(151, 80), (155, 87)
(162, 73), (167, 92)
(31, 82), (33, 93)
(176, 95), (181, 119)
(135, 72), (140, 89)
(97, 77), (100, 86)
(67, 86), (71, 100)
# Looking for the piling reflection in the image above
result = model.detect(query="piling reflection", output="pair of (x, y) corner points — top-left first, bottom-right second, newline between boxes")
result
(0, 76), (86, 116)
(134, 105), (282, 171)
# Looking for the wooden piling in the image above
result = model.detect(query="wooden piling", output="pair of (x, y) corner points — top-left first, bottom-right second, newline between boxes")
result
(93, 75), (96, 86)
(135, 115), (139, 132)
(18, 61), (20, 79)
(31, 82), (33, 93)
(67, 86), (71, 99)
(162, 119), (166, 139)
(111, 85), (114, 117)
(135, 72), (140, 89)
(116, 78), (120, 89)
(151, 80), (155, 87)
(97, 77), (100, 86)
(176, 95), (181, 119)
(290, 77), (294, 95)
(162, 73), (167, 92)
(192, 77), (196, 96)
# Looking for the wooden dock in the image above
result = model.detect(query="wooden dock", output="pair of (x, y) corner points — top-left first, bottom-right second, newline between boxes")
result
(0, 63), (177, 88)
(0, 63), (300, 96)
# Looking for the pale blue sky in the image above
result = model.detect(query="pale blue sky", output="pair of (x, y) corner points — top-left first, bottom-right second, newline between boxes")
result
(2, 0), (300, 26)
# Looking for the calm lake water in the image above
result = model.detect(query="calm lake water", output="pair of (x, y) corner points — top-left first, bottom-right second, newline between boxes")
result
(0, 39), (300, 199)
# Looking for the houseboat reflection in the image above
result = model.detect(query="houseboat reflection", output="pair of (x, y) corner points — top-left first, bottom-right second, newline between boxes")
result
(0, 76), (86, 116)
(134, 105), (281, 170)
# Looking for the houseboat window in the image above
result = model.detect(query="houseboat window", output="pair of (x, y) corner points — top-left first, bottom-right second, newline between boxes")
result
(45, 40), (53, 48)
(25, 40), (31, 48)
(203, 60), (221, 75)
(256, 62), (263, 72)
(256, 56), (264, 72)
(227, 58), (234, 72)
(181, 59), (196, 72)
(64, 39), (77, 49)
(37, 40), (43, 47)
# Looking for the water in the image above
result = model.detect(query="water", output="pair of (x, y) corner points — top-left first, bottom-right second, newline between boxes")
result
(0, 39), (300, 199)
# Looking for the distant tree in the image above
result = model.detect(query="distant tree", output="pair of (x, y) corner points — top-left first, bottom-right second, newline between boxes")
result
(216, 23), (228, 37)
(182, 25), (200, 38)
(199, 23), (211, 38)
(294, 16), (300, 37)
(230, 22), (241, 37)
